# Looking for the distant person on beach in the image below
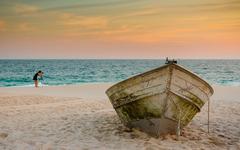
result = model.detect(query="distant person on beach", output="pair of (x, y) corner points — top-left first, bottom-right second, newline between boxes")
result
(33, 70), (44, 88)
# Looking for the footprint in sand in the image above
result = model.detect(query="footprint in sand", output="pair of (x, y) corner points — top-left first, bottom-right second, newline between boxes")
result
(0, 132), (8, 139)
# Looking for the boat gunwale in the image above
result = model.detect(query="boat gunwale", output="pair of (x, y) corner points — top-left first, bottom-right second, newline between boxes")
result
(106, 64), (214, 96)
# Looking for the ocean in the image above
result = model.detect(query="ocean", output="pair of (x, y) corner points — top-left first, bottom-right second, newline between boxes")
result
(0, 59), (239, 87)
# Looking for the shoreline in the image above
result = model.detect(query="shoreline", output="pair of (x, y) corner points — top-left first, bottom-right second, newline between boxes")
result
(0, 83), (240, 101)
(0, 83), (113, 99)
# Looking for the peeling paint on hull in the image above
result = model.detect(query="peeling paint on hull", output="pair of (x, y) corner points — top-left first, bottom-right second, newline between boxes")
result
(106, 64), (214, 137)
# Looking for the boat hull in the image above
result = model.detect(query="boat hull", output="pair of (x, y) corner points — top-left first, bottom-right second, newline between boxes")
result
(106, 64), (213, 136)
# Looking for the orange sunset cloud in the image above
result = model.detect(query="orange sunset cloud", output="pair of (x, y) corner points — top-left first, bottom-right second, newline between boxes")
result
(0, 0), (239, 59)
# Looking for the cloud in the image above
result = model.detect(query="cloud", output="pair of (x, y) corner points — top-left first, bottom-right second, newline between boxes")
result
(4, 0), (144, 17)
(189, 0), (240, 13)
(58, 12), (146, 39)
(113, 7), (161, 20)
(60, 13), (108, 29)
(116, 0), (240, 19)
(2, 0), (239, 45)
(0, 20), (6, 32)
(36, 1), (129, 12)
(18, 22), (37, 32)
(186, 0), (240, 8)
(14, 4), (39, 14)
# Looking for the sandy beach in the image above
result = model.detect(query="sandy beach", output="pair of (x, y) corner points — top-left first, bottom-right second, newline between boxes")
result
(0, 84), (239, 150)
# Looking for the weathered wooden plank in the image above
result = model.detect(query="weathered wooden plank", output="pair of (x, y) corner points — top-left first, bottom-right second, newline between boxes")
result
(106, 64), (214, 137)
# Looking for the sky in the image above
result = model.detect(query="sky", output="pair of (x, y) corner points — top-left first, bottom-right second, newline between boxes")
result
(0, 0), (239, 59)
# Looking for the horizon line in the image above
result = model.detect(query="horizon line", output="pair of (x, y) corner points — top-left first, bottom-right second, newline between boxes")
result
(0, 58), (239, 60)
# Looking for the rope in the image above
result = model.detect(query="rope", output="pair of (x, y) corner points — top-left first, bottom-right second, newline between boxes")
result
(208, 99), (210, 133)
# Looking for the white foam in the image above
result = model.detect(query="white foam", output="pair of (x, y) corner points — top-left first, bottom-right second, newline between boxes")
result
(8, 82), (48, 88)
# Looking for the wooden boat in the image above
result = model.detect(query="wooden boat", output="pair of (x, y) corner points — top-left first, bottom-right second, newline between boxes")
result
(105, 60), (214, 137)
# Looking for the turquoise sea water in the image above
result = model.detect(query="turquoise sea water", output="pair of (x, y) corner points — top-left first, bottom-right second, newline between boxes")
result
(0, 59), (239, 87)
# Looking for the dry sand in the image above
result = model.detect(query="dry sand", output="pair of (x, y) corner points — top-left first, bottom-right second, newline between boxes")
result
(0, 84), (239, 150)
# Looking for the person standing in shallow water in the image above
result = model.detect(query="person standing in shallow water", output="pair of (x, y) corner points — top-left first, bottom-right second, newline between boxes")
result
(33, 70), (44, 88)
